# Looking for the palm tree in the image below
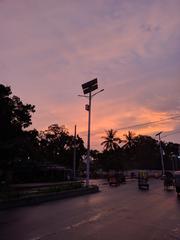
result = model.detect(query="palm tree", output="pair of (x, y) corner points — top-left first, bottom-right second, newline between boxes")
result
(101, 129), (122, 151)
(123, 131), (135, 149)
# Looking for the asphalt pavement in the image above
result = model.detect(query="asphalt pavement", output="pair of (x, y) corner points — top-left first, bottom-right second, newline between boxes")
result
(0, 179), (180, 240)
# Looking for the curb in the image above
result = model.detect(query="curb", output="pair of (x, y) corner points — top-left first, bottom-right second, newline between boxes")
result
(0, 185), (99, 210)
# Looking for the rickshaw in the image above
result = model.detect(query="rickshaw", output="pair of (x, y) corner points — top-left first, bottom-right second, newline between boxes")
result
(138, 171), (149, 190)
(175, 171), (180, 196)
(163, 171), (174, 191)
(118, 172), (126, 184)
(107, 171), (119, 187)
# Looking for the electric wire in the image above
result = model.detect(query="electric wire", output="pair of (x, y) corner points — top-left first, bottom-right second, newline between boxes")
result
(161, 130), (180, 139)
(116, 114), (180, 131)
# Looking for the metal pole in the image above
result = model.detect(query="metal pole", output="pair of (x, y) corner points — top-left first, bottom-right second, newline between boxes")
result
(73, 125), (77, 179)
(158, 134), (165, 177)
(172, 155), (175, 173)
(174, 155), (178, 170)
(86, 91), (91, 186)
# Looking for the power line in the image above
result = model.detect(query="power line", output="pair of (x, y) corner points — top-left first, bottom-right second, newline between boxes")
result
(161, 130), (180, 139)
(117, 115), (180, 131)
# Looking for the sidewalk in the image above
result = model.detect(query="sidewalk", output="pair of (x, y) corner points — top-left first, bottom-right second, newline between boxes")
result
(0, 183), (99, 210)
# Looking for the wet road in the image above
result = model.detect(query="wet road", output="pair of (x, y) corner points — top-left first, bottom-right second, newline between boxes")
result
(0, 179), (180, 240)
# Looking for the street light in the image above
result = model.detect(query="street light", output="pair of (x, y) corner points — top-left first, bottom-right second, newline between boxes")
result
(73, 125), (77, 179)
(155, 131), (165, 177)
(79, 78), (104, 186)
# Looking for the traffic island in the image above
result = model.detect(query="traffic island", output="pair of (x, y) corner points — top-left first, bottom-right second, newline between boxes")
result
(0, 183), (99, 210)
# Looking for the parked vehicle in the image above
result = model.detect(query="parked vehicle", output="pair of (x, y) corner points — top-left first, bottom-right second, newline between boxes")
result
(163, 171), (174, 191)
(174, 171), (180, 196)
(117, 172), (126, 184)
(107, 171), (120, 187)
(108, 175), (119, 186)
(107, 171), (126, 186)
(138, 171), (149, 190)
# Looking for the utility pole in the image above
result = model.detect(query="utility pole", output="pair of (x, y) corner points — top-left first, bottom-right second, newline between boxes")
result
(73, 125), (77, 179)
(79, 78), (104, 186)
(86, 91), (91, 186)
(155, 132), (165, 177)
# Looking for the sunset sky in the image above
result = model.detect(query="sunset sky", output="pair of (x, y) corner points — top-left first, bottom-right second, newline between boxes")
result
(1, 0), (180, 150)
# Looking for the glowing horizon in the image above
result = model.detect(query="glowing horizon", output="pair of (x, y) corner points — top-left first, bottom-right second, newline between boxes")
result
(0, 0), (180, 150)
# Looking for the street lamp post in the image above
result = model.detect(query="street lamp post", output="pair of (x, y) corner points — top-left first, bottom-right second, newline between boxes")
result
(155, 132), (165, 177)
(73, 125), (77, 179)
(79, 78), (104, 186)
(86, 91), (91, 186)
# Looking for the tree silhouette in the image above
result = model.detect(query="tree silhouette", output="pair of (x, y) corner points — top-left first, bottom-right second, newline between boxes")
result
(132, 135), (160, 169)
(123, 131), (136, 149)
(101, 129), (122, 151)
(39, 124), (86, 169)
(0, 84), (35, 182)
